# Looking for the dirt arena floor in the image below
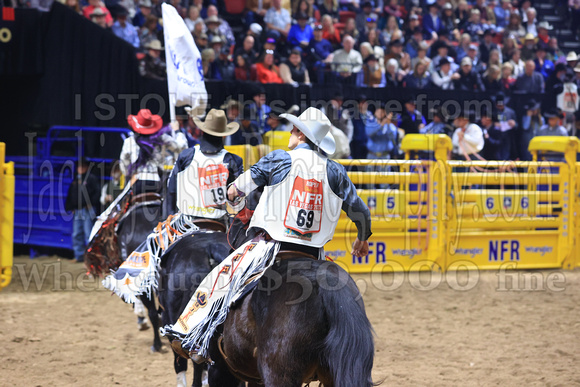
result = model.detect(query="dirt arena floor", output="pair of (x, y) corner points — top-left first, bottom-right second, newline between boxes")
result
(1, 255), (579, 387)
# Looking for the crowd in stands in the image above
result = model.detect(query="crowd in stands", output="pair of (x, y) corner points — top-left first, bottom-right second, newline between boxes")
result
(15, 0), (580, 161)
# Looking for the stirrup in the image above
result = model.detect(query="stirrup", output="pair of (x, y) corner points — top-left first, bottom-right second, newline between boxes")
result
(171, 339), (190, 360)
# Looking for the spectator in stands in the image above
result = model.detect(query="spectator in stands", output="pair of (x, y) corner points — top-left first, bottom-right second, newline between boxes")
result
(384, 0), (407, 24)
(230, 105), (262, 146)
(264, 0), (291, 39)
(322, 14), (342, 46)
(487, 49), (502, 73)
(502, 35), (518, 61)
(494, 0), (511, 30)
(536, 21), (552, 52)
(216, 47), (235, 81)
(249, 87), (272, 133)
(90, 7), (109, 28)
(548, 38), (565, 63)
(184, 5), (204, 33)
(455, 0), (470, 30)
(288, 13), (314, 48)
(319, 0), (339, 21)
(479, 29), (502, 65)
(65, 157), (100, 263)
(429, 43), (457, 74)
(405, 28), (425, 59)
(308, 24), (333, 77)
(382, 15), (401, 44)
(359, 54), (385, 87)
(495, 93), (517, 159)
(112, 8), (139, 49)
(514, 59), (545, 93)
(411, 43), (431, 71)
(139, 40), (165, 80)
(451, 110), (484, 160)
(364, 30), (386, 65)
(201, 48), (219, 79)
(431, 58), (459, 90)
(139, 15), (159, 49)
(464, 9), (487, 41)
(524, 7), (537, 35)
(473, 0), (489, 23)
(256, 50), (283, 84)
(234, 35), (259, 65)
(509, 49), (525, 77)
(421, 107), (448, 134)
(398, 96), (426, 135)
(404, 59), (430, 89)
(520, 99), (542, 160)
(454, 57), (486, 92)
(210, 36), (224, 57)
(384, 39), (405, 65)
(341, 17), (360, 43)
(326, 93), (353, 140)
(480, 109), (502, 160)
(206, 16), (227, 47)
(385, 58), (402, 86)
(520, 0), (532, 24)
(367, 105), (399, 160)
(536, 109), (567, 136)
(423, 3), (442, 40)
(356, 1), (376, 31)
(132, 0), (151, 28)
(280, 47), (310, 86)
(403, 14), (421, 41)
(466, 44), (485, 74)
(520, 33), (536, 61)
(534, 46), (555, 79)
(234, 54), (257, 81)
(83, 0), (113, 27)
(245, 0), (270, 26)
(558, 70), (579, 134)
(543, 62), (566, 113)
(206, 5), (234, 47)
(456, 33), (472, 61)
(331, 35), (363, 82)
(500, 62), (516, 92)
(350, 94), (374, 159)
(440, 3), (457, 34)
(505, 13), (525, 39)
(195, 33), (208, 50)
(293, 0), (315, 24)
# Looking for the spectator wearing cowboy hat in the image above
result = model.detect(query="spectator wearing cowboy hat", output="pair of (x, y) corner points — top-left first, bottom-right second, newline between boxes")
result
(288, 13), (314, 48)
(534, 45), (555, 80)
(421, 107), (449, 135)
(139, 40), (166, 80)
(164, 108), (243, 222)
(451, 109), (484, 160)
(430, 57), (459, 90)
(423, 2), (443, 40)
(360, 54), (385, 88)
(112, 7), (140, 48)
(566, 52), (579, 72)
(205, 15), (227, 48)
(536, 109), (567, 136)
(536, 21), (553, 52)
(479, 108), (503, 160)
(205, 5), (234, 46)
(120, 109), (187, 195)
(520, 99), (543, 160)
(83, 0), (113, 27)
(520, 33), (537, 62)
(90, 7), (109, 28)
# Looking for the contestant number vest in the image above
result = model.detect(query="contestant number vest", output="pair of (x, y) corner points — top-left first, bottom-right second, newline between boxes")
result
(249, 148), (343, 248)
(176, 145), (229, 219)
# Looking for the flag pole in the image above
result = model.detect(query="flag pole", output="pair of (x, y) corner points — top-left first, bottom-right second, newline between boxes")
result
(169, 92), (177, 123)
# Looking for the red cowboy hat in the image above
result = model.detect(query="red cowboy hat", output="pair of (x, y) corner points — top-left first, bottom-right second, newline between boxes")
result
(127, 109), (163, 135)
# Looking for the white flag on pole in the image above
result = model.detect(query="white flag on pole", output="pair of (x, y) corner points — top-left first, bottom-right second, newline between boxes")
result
(162, 3), (207, 115)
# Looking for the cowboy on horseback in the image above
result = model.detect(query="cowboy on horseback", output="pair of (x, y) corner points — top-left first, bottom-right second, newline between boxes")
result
(103, 108), (243, 302)
(163, 107), (371, 363)
(228, 106), (371, 258)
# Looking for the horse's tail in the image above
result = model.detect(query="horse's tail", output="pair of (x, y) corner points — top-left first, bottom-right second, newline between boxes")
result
(319, 265), (375, 387)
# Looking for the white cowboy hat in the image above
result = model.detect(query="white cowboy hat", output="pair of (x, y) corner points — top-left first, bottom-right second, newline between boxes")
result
(566, 51), (578, 62)
(280, 107), (336, 155)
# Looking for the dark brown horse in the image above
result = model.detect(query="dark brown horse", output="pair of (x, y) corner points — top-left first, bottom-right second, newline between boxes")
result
(164, 195), (376, 387)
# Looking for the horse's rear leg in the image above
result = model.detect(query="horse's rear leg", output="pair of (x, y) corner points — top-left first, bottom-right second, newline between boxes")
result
(140, 295), (162, 352)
